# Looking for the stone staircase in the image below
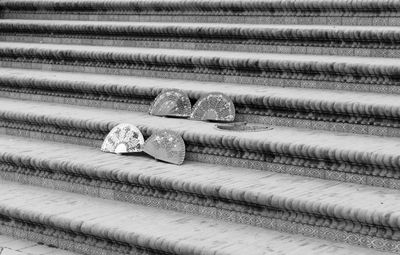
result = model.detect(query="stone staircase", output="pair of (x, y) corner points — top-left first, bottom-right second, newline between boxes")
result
(0, 0), (400, 254)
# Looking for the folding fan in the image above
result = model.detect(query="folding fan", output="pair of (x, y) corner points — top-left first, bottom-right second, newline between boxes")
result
(101, 123), (144, 154)
(190, 92), (235, 122)
(143, 130), (186, 165)
(149, 89), (191, 118)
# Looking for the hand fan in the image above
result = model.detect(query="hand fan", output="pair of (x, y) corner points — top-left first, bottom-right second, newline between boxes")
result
(143, 130), (185, 165)
(190, 92), (235, 122)
(101, 123), (144, 154)
(149, 89), (191, 118)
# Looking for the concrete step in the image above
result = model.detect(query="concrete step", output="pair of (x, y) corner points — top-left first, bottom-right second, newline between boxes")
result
(1, 134), (400, 252)
(1, 0), (399, 26)
(0, 42), (399, 93)
(0, 180), (394, 255)
(1, 68), (400, 137)
(1, 20), (400, 58)
(1, 1), (398, 254)
(1, 97), (400, 189)
(0, 233), (78, 255)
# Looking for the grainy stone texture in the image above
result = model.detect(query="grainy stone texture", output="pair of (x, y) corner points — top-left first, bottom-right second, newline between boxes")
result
(0, 180), (393, 255)
(3, 97), (400, 189)
(1, 42), (400, 91)
(1, 68), (400, 137)
(1, 1), (400, 254)
(1, 20), (400, 57)
(2, 0), (400, 25)
(0, 234), (77, 255)
(1, 133), (400, 246)
(1, 98), (400, 162)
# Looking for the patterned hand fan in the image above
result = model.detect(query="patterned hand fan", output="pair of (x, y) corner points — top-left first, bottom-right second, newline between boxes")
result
(143, 130), (186, 165)
(149, 89), (191, 118)
(190, 92), (235, 122)
(101, 123), (144, 154)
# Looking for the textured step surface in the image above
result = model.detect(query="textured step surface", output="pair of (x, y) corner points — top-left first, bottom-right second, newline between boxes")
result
(1, 67), (400, 137)
(2, 133), (400, 252)
(1, 0), (399, 254)
(3, 97), (400, 159)
(1, 20), (400, 57)
(0, 42), (400, 92)
(0, 41), (398, 66)
(1, 0), (400, 25)
(0, 234), (78, 255)
(1, 97), (400, 189)
(0, 42), (398, 93)
(0, 180), (393, 255)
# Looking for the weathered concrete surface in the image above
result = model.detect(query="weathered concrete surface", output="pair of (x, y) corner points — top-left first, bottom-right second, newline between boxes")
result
(0, 180), (394, 255)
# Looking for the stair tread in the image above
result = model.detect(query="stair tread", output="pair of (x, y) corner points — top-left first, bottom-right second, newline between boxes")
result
(3, 19), (400, 31)
(0, 180), (392, 255)
(2, 133), (400, 221)
(0, 0), (399, 254)
(2, 97), (400, 157)
(0, 0), (396, 14)
(0, 233), (78, 255)
(1, 41), (399, 66)
(2, 67), (400, 111)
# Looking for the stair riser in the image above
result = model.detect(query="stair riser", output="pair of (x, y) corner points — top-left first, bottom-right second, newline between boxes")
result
(236, 114), (400, 138)
(0, 59), (399, 96)
(0, 118), (399, 190)
(0, 48), (398, 87)
(0, 90), (150, 112)
(0, 218), (163, 255)
(2, 30), (400, 58)
(2, 12), (400, 26)
(1, 0), (399, 17)
(2, 1), (400, 253)
(0, 77), (400, 137)
(2, 88), (400, 138)
(187, 153), (400, 189)
(2, 127), (102, 148)
(6, 35), (398, 58)
(0, 161), (399, 253)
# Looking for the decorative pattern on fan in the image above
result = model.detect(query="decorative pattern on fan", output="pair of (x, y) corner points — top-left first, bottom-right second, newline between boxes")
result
(190, 92), (235, 122)
(143, 130), (186, 165)
(101, 123), (144, 154)
(149, 89), (191, 118)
